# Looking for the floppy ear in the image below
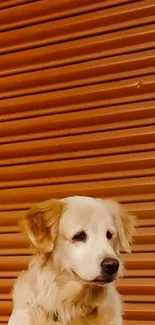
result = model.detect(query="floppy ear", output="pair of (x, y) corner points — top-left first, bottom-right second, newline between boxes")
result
(21, 199), (63, 253)
(103, 199), (137, 253)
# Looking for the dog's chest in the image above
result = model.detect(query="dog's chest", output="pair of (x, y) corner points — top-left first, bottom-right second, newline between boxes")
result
(74, 309), (103, 325)
(52, 309), (104, 325)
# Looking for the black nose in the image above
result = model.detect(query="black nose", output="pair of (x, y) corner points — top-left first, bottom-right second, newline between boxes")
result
(101, 258), (119, 275)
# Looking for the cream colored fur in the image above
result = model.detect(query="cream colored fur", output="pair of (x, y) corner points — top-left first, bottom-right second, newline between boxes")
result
(8, 196), (136, 325)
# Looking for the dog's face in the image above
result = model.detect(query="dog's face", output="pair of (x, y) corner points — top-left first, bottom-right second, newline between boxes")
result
(22, 196), (136, 284)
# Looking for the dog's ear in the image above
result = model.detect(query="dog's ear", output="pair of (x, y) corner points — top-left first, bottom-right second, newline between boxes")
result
(100, 199), (137, 253)
(21, 199), (63, 253)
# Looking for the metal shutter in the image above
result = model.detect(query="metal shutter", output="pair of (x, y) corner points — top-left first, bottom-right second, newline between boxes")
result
(0, 0), (155, 324)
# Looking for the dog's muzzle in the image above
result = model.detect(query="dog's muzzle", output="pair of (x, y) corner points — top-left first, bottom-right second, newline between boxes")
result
(94, 258), (119, 283)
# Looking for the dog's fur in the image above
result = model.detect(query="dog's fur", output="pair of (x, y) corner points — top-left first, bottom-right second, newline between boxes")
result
(8, 196), (136, 325)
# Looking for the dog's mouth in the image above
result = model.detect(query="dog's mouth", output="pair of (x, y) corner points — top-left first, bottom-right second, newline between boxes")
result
(93, 274), (116, 284)
(71, 270), (116, 286)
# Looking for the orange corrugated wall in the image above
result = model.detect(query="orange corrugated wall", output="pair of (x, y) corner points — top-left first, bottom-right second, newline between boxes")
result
(0, 0), (155, 324)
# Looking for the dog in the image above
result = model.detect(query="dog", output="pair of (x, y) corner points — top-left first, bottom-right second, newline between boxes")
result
(8, 196), (136, 325)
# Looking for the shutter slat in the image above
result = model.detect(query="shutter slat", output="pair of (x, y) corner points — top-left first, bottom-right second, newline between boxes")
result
(139, 219), (155, 227)
(0, 272), (20, 278)
(132, 245), (155, 253)
(0, 168), (155, 189)
(1, 10), (155, 55)
(0, 234), (29, 249)
(0, 194), (154, 207)
(1, 38), (155, 80)
(0, 91), (155, 119)
(0, 211), (25, 227)
(0, 176), (154, 203)
(0, 249), (32, 256)
(1, 143), (155, 167)
(0, 24), (154, 69)
(1, 41), (155, 80)
(118, 279), (155, 295)
(125, 202), (155, 218)
(0, 151), (154, 182)
(0, 256), (29, 271)
(0, 99), (155, 123)
(0, 73), (155, 102)
(124, 295), (155, 303)
(1, 166), (154, 189)
(0, 202), (154, 226)
(0, 193), (154, 212)
(0, 227), (19, 233)
(0, 318), (10, 324)
(124, 320), (154, 325)
(0, 125), (154, 159)
(0, 0), (36, 10)
(1, 48), (155, 93)
(125, 270), (155, 277)
(0, 168), (153, 190)
(0, 118), (155, 145)
(0, 106), (155, 140)
(0, 302), (11, 316)
(124, 303), (155, 321)
(1, 0), (154, 32)
(0, 279), (14, 293)
(124, 253), (155, 270)
(0, 0), (134, 25)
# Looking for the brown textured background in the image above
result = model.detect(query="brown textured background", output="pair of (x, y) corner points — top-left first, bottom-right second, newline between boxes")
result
(0, 0), (155, 324)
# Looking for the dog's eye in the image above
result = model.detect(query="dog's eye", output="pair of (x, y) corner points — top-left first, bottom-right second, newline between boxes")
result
(72, 231), (87, 242)
(106, 230), (112, 240)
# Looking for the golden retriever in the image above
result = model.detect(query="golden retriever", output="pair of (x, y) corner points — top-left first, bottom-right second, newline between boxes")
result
(8, 196), (136, 325)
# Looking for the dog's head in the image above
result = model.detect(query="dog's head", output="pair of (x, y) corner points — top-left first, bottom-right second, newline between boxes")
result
(22, 196), (136, 284)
